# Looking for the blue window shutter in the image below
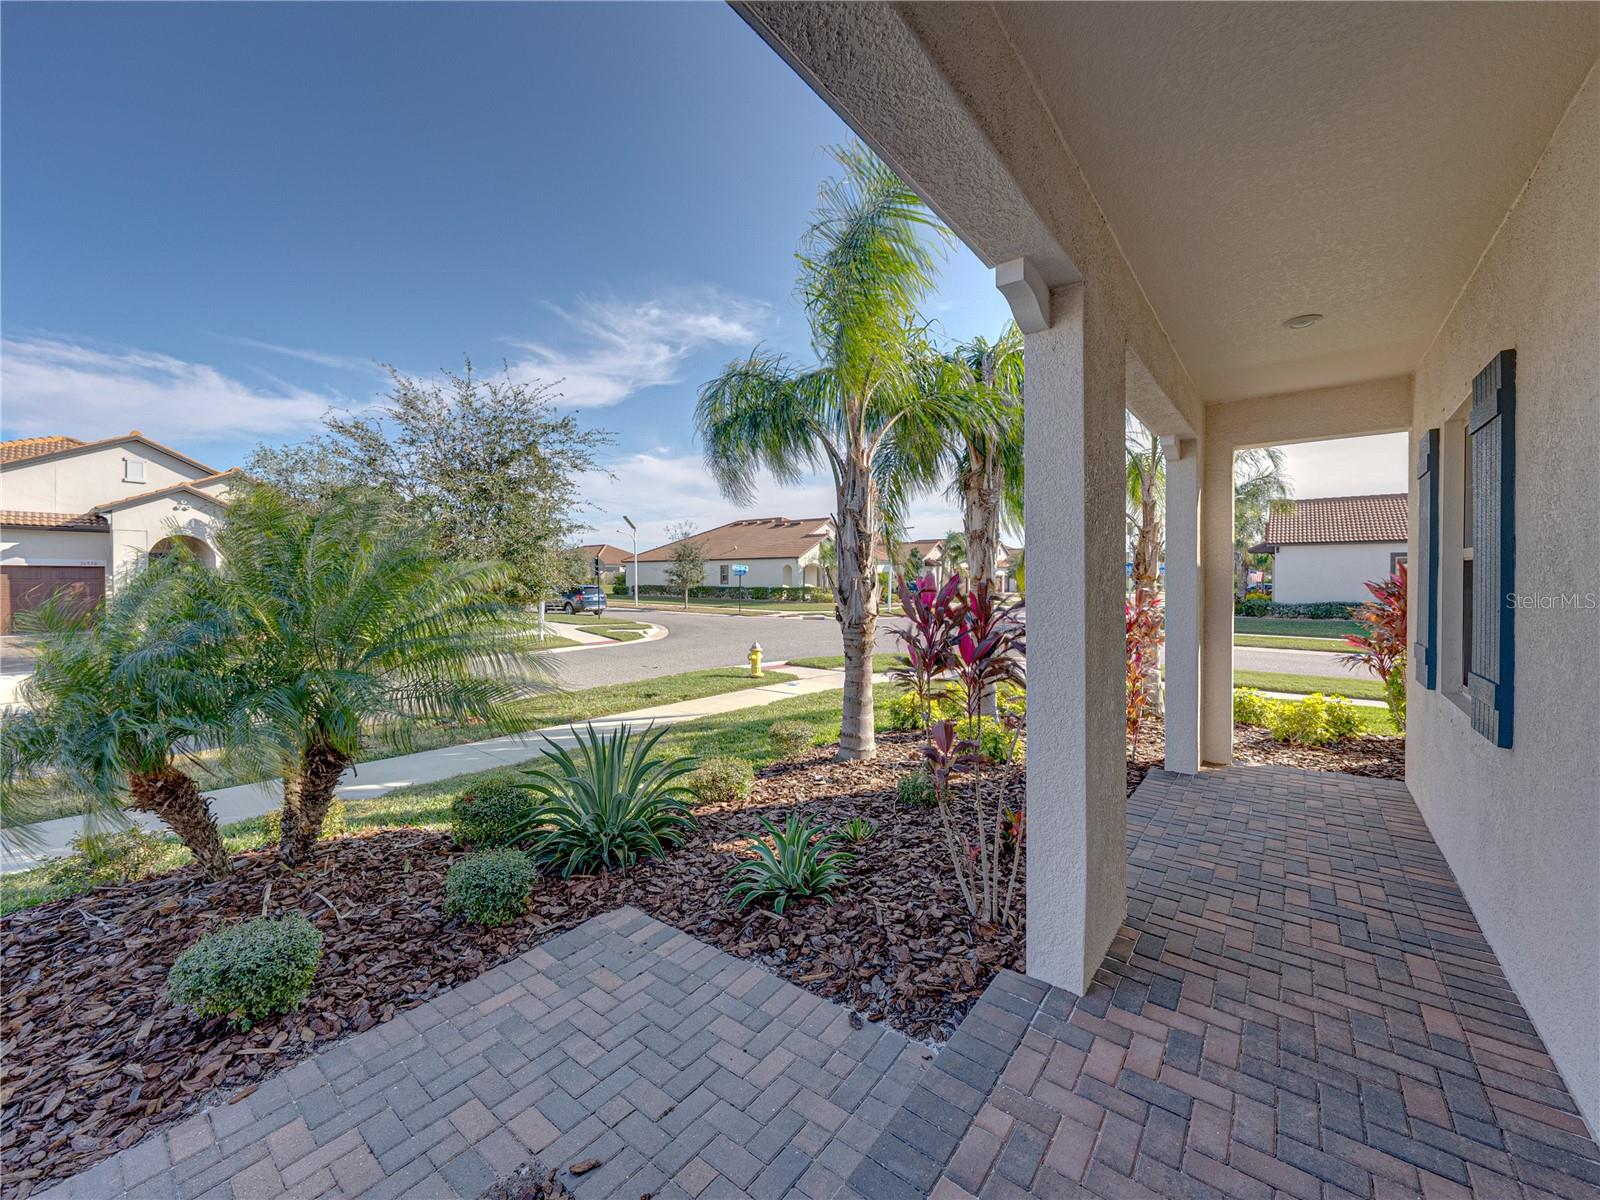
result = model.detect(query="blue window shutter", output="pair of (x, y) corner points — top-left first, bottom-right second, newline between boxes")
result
(1467, 350), (1515, 748)
(1414, 428), (1439, 689)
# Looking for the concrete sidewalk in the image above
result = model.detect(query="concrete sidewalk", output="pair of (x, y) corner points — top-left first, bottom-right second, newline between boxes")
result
(0, 665), (848, 875)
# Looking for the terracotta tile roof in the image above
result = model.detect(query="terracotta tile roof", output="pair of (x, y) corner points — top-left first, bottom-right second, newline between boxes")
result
(636, 517), (836, 562)
(0, 509), (109, 531)
(577, 543), (631, 566)
(1255, 493), (1408, 549)
(0, 431), (217, 474)
(0, 436), (85, 465)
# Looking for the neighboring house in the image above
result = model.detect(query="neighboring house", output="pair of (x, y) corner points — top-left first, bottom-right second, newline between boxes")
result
(575, 543), (630, 584)
(627, 517), (889, 591)
(745, 4), (1600, 1131)
(901, 538), (1023, 591)
(0, 432), (238, 630)
(1250, 493), (1408, 603)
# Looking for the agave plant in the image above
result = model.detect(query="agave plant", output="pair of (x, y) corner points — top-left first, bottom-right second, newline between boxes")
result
(725, 814), (854, 914)
(838, 817), (877, 845)
(517, 723), (696, 877)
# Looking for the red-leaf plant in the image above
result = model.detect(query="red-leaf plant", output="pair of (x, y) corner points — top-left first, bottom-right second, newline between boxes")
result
(890, 572), (965, 728)
(1339, 560), (1407, 730)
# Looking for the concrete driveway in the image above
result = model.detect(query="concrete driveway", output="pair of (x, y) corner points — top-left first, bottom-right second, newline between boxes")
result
(546, 606), (902, 689)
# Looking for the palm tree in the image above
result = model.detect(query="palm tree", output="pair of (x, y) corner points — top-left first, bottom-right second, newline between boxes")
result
(1233, 448), (1292, 598)
(1, 551), (237, 878)
(213, 487), (536, 864)
(817, 538), (837, 593)
(1125, 418), (1165, 713)
(698, 145), (973, 760)
(938, 529), (968, 584)
(932, 325), (1025, 596)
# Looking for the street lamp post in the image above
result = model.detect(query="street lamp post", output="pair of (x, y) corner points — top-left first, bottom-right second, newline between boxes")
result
(622, 516), (639, 609)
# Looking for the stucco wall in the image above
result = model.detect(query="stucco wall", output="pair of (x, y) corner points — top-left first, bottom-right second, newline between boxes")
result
(1407, 66), (1600, 1131)
(0, 528), (108, 566)
(627, 557), (803, 590)
(107, 494), (225, 586)
(1271, 542), (1405, 604)
(1, 444), (210, 512)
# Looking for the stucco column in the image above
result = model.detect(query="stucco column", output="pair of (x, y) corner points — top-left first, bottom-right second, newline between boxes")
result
(1023, 281), (1127, 993)
(1200, 435), (1236, 763)
(1161, 435), (1202, 774)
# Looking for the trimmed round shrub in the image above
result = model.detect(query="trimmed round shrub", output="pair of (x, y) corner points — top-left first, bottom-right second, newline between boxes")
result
(450, 781), (535, 849)
(959, 718), (1017, 764)
(884, 691), (927, 731)
(444, 849), (537, 926)
(260, 800), (346, 845)
(896, 769), (934, 808)
(768, 720), (816, 758)
(686, 757), (754, 806)
(167, 913), (324, 1029)
(46, 827), (169, 889)
(1269, 693), (1335, 746)
(1232, 688), (1275, 727)
(1323, 695), (1364, 742)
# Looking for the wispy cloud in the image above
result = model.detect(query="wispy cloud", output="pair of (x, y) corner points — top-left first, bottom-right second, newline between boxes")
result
(222, 336), (379, 373)
(505, 289), (766, 409)
(0, 336), (338, 440)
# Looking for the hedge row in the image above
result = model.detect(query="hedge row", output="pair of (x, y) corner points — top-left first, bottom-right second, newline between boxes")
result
(1233, 599), (1358, 619)
(612, 581), (829, 603)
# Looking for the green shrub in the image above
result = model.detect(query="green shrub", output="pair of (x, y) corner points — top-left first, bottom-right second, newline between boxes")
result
(167, 913), (323, 1029)
(611, 577), (629, 596)
(768, 720), (816, 758)
(1384, 668), (1407, 734)
(959, 718), (1017, 764)
(1234, 600), (1358, 619)
(518, 723), (695, 876)
(1232, 688), (1275, 727)
(44, 827), (168, 889)
(896, 769), (935, 807)
(1323, 696), (1364, 742)
(444, 849), (537, 926)
(726, 815), (853, 914)
(884, 690), (959, 731)
(261, 800), (346, 845)
(686, 757), (754, 806)
(1269, 693), (1335, 746)
(450, 781), (535, 849)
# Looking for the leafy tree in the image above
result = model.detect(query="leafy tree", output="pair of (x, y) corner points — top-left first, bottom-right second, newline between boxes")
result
(817, 538), (837, 593)
(1233, 448), (1292, 599)
(249, 361), (612, 600)
(663, 522), (706, 608)
(213, 487), (535, 865)
(697, 145), (976, 760)
(1, 552), (237, 878)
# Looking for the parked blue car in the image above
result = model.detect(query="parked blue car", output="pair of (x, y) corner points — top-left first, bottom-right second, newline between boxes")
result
(555, 585), (608, 614)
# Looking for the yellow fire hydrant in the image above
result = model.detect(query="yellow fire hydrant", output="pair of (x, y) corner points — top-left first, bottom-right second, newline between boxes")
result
(748, 642), (764, 678)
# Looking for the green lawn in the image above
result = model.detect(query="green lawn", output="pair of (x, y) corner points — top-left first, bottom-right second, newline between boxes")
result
(1234, 616), (1364, 638)
(1233, 669), (1387, 701)
(544, 612), (653, 641)
(1234, 633), (1349, 653)
(7, 666), (794, 825)
(782, 653), (909, 672)
(1, 679), (885, 915)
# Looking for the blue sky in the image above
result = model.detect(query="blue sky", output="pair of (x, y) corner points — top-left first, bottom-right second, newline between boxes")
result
(1, 2), (1401, 547)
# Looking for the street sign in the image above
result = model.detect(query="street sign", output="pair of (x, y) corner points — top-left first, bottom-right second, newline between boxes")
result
(732, 564), (748, 576)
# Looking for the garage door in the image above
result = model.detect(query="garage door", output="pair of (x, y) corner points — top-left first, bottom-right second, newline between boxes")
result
(0, 565), (106, 632)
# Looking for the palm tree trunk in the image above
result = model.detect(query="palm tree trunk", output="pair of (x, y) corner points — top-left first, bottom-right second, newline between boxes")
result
(835, 454), (879, 761)
(128, 767), (231, 880)
(1132, 491), (1163, 715)
(278, 739), (350, 866)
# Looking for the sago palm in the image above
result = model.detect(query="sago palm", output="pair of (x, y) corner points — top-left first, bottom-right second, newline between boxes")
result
(1, 550), (238, 878)
(213, 487), (536, 865)
(698, 144), (978, 760)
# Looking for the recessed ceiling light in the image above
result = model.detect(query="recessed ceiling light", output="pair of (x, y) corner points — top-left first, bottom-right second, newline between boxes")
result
(1284, 313), (1324, 330)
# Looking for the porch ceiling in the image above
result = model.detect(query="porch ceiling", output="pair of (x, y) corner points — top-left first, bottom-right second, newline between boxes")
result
(990, 3), (1597, 401)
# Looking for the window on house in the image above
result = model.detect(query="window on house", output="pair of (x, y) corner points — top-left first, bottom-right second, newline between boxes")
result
(719, 564), (729, 586)
(123, 457), (145, 483)
(1389, 551), (1407, 576)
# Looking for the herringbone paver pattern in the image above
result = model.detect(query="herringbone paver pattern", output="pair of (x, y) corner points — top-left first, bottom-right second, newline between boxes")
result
(39, 907), (932, 1200)
(903, 766), (1600, 1199)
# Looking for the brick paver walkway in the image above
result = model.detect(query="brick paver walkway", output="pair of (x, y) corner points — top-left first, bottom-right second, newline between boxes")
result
(39, 908), (932, 1200)
(840, 766), (1600, 1199)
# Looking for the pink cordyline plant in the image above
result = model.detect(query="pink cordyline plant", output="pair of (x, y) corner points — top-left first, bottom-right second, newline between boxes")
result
(1339, 561), (1407, 731)
(890, 572), (964, 728)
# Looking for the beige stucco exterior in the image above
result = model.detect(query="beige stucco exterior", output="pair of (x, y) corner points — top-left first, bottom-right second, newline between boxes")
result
(1, 443), (205, 512)
(1270, 542), (1407, 605)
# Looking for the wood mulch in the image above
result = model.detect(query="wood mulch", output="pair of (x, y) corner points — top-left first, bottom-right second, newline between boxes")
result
(0, 733), (1022, 1198)
(1127, 713), (1406, 782)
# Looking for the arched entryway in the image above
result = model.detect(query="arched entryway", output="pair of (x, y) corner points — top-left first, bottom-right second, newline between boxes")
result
(149, 534), (216, 569)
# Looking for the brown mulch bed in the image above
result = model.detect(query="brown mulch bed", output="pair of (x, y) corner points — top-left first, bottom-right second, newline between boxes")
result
(480, 1163), (573, 1200)
(1, 733), (1022, 1197)
(1127, 714), (1406, 782)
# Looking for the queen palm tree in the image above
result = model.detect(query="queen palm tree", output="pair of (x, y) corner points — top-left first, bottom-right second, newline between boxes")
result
(213, 487), (536, 864)
(1233, 448), (1292, 599)
(697, 144), (975, 761)
(1, 550), (238, 878)
(1126, 417), (1166, 713)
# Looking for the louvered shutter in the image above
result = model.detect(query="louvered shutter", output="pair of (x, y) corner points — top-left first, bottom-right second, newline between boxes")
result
(1414, 429), (1439, 689)
(1467, 350), (1515, 748)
